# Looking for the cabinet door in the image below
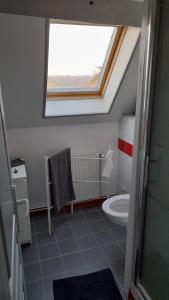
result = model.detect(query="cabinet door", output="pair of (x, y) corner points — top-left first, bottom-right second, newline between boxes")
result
(14, 180), (28, 200)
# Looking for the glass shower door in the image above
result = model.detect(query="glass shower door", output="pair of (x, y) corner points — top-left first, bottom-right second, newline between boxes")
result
(136, 0), (169, 299)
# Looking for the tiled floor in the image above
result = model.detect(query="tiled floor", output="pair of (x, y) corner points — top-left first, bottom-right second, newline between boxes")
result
(22, 206), (126, 300)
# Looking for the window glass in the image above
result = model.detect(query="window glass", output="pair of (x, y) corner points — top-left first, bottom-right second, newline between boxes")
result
(47, 23), (115, 92)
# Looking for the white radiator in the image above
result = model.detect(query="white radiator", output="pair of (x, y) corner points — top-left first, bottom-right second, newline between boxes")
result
(44, 150), (112, 235)
(72, 153), (102, 201)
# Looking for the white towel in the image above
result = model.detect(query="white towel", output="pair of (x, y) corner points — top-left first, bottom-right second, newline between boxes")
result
(102, 150), (114, 178)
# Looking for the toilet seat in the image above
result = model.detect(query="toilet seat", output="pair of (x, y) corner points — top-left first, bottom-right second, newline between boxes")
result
(102, 194), (130, 226)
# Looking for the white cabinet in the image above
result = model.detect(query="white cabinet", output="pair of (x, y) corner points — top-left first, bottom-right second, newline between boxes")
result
(0, 87), (25, 300)
(11, 164), (28, 199)
(11, 161), (32, 244)
(9, 215), (25, 300)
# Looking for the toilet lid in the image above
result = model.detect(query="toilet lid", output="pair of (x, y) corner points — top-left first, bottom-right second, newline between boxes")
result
(102, 194), (130, 218)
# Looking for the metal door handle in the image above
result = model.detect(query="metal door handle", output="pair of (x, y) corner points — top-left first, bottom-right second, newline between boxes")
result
(150, 159), (157, 162)
(11, 185), (20, 233)
(150, 155), (160, 163)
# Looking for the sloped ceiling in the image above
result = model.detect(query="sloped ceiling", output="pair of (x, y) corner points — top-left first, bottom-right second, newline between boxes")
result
(0, 14), (140, 129)
(0, 0), (143, 27)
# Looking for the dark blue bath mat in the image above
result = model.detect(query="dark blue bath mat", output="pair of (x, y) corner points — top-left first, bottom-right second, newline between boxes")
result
(53, 268), (122, 300)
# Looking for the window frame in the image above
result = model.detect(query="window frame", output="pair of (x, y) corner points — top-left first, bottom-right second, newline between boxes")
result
(45, 20), (127, 101)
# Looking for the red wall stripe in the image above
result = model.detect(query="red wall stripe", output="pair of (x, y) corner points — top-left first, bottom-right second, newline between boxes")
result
(118, 138), (133, 157)
(118, 138), (125, 152)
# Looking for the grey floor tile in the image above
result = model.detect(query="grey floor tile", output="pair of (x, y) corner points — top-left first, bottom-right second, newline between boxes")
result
(77, 234), (97, 250)
(118, 276), (124, 287)
(45, 296), (54, 300)
(34, 215), (48, 223)
(89, 219), (108, 233)
(39, 243), (59, 260)
(50, 262), (108, 280)
(25, 208), (126, 298)
(30, 221), (36, 235)
(26, 280), (45, 300)
(95, 205), (103, 211)
(70, 214), (86, 225)
(62, 252), (85, 270)
(43, 268), (87, 292)
(31, 234), (37, 246)
(59, 238), (79, 255)
(52, 216), (71, 229)
(43, 262), (108, 295)
(83, 211), (101, 222)
(72, 223), (92, 236)
(43, 266), (88, 297)
(22, 246), (38, 265)
(30, 215), (35, 222)
(111, 227), (127, 241)
(44, 262), (109, 288)
(103, 217), (121, 229)
(110, 257), (125, 277)
(82, 247), (106, 266)
(118, 240), (126, 252)
(41, 257), (64, 278)
(96, 207), (107, 218)
(81, 207), (97, 213)
(24, 262), (42, 282)
(94, 230), (115, 246)
(55, 211), (69, 217)
(57, 268), (91, 278)
(55, 226), (74, 241)
(37, 231), (56, 246)
(57, 212), (71, 217)
(35, 220), (49, 233)
(70, 209), (82, 216)
(43, 276), (56, 298)
(81, 262), (109, 274)
(101, 243), (124, 260)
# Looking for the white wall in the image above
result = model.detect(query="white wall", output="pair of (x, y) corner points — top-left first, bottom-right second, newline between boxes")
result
(0, 14), (140, 209)
(0, 0), (143, 27)
(0, 14), (140, 129)
(117, 115), (135, 193)
(8, 122), (119, 209)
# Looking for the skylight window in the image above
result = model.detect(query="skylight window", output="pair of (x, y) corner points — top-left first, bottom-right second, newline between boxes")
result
(46, 20), (126, 99)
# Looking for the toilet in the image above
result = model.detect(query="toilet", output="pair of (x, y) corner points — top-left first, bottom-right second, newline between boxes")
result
(102, 194), (130, 227)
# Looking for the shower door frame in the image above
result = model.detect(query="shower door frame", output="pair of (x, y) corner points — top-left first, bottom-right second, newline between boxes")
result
(124, 0), (161, 299)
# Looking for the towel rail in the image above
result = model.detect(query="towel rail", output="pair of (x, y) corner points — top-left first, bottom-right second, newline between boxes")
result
(44, 150), (113, 235)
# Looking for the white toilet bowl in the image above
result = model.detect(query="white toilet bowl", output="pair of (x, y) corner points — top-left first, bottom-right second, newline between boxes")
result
(102, 194), (130, 227)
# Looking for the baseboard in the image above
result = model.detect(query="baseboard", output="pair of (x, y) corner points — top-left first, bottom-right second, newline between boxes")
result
(128, 291), (135, 300)
(30, 196), (108, 216)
